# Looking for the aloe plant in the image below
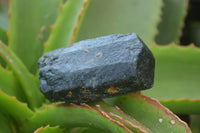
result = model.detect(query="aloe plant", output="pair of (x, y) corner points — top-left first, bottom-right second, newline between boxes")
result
(0, 0), (197, 132)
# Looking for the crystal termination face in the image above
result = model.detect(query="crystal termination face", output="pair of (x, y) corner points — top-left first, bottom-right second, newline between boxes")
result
(38, 33), (155, 104)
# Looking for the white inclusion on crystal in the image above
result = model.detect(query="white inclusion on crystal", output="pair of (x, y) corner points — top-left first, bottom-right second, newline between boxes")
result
(95, 52), (103, 58)
(84, 48), (89, 53)
(159, 118), (163, 123)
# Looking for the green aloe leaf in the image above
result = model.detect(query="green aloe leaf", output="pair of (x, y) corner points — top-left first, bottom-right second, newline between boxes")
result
(189, 22), (200, 47)
(0, 90), (33, 123)
(0, 41), (44, 109)
(34, 125), (64, 133)
(143, 45), (200, 114)
(0, 66), (26, 102)
(0, 27), (7, 67)
(161, 100), (200, 114)
(21, 103), (135, 133)
(77, 0), (162, 45)
(0, 27), (7, 44)
(0, 4), (9, 31)
(68, 127), (105, 133)
(44, 0), (91, 53)
(9, 0), (61, 74)
(91, 101), (151, 132)
(0, 4), (8, 67)
(0, 112), (13, 133)
(105, 93), (191, 133)
(155, 0), (189, 44)
(190, 115), (200, 133)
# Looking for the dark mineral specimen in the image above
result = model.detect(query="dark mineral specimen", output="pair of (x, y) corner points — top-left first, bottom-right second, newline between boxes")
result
(39, 33), (155, 104)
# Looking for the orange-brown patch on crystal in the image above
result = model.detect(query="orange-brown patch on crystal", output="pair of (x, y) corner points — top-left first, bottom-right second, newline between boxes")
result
(82, 86), (91, 97)
(67, 91), (72, 97)
(107, 86), (118, 94)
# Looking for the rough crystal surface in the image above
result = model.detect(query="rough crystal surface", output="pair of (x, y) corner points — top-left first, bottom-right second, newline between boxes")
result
(38, 33), (155, 103)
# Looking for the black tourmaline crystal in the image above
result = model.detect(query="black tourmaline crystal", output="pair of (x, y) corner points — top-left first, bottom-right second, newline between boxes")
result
(38, 33), (155, 104)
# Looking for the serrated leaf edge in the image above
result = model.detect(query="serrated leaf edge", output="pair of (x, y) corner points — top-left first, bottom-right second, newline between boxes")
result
(138, 92), (192, 133)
